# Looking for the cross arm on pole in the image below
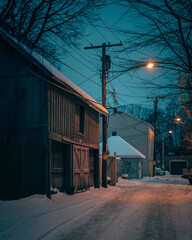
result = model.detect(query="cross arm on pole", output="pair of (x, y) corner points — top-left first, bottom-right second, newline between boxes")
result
(84, 43), (122, 50)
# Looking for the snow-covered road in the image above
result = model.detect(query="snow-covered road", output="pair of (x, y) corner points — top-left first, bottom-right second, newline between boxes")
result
(1, 175), (192, 240)
(58, 177), (192, 240)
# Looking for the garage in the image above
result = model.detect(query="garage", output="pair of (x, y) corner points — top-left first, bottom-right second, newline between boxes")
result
(170, 160), (187, 175)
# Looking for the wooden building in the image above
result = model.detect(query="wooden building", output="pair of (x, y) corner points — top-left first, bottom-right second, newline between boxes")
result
(0, 29), (108, 200)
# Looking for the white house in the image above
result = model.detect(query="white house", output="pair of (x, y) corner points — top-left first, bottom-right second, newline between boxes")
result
(100, 111), (154, 177)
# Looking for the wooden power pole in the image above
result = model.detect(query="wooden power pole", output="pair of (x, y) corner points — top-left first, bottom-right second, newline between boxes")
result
(85, 42), (122, 187)
(147, 96), (166, 174)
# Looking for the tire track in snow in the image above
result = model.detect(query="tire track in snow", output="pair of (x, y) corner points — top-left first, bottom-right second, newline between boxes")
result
(57, 185), (148, 240)
(5, 198), (94, 233)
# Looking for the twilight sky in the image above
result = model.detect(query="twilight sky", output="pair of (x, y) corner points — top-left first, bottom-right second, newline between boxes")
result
(58, 2), (176, 111)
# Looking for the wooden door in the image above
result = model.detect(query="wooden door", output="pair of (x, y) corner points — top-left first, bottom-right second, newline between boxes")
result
(73, 145), (89, 193)
(51, 141), (65, 192)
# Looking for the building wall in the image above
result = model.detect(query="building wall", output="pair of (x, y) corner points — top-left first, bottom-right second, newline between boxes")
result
(0, 37), (100, 148)
(0, 37), (48, 147)
(164, 155), (192, 173)
(0, 37), (48, 199)
(0, 36), (101, 199)
(48, 84), (99, 148)
(100, 112), (154, 176)
(121, 157), (143, 179)
(148, 127), (154, 177)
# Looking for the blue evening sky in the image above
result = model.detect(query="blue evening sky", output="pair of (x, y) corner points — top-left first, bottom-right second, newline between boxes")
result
(58, 2), (175, 110)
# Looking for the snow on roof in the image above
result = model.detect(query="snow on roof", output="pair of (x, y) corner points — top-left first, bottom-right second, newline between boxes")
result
(100, 136), (145, 158)
(32, 53), (108, 116)
(0, 28), (108, 116)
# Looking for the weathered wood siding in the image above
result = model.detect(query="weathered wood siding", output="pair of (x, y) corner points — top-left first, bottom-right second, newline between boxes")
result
(0, 37), (99, 148)
(0, 37), (48, 199)
(48, 84), (99, 146)
(0, 36), (101, 198)
(0, 143), (45, 200)
(0, 38), (48, 146)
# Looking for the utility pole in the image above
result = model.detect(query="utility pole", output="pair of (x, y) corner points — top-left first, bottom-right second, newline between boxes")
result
(147, 96), (166, 174)
(85, 42), (122, 187)
(161, 129), (165, 170)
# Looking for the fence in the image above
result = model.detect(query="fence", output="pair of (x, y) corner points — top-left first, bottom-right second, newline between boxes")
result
(99, 153), (117, 186)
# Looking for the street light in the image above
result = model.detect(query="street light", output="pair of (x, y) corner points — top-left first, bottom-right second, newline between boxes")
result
(146, 62), (154, 69)
(103, 59), (154, 178)
(161, 130), (174, 170)
(176, 117), (181, 122)
(174, 117), (184, 125)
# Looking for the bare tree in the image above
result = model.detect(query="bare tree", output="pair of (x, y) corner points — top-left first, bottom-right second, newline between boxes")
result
(118, 104), (154, 121)
(0, 0), (105, 63)
(115, 0), (192, 119)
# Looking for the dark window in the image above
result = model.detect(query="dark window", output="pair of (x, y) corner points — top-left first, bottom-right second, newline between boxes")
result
(80, 106), (84, 133)
(112, 131), (117, 136)
(75, 105), (84, 134)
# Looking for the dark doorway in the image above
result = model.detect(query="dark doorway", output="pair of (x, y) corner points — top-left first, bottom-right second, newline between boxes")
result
(51, 140), (70, 192)
(89, 149), (95, 187)
(171, 161), (187, 175)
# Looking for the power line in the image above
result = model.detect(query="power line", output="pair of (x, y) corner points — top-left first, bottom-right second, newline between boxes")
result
(77, 73), (97, 87)
(70, 45), (100, 67)
(47, 35), (102, 88)
(57, 58), (102, 87)
(28, 68), (104, 107)
(98, 16), (122, 42)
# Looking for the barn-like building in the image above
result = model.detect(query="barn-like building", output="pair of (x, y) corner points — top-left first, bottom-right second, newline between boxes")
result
(0, 29), (107, 200)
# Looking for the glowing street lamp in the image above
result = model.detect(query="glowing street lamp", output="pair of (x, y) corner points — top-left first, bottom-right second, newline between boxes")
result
(161, 130), (174, 170)
(146, 62), (154, 69)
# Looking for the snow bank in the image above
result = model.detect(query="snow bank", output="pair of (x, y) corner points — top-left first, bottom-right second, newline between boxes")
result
(0, 186), (121, 240)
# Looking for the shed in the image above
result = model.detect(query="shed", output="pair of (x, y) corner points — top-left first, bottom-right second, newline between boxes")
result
(100, 136), (145, 179)
(0, 28), (108, 200)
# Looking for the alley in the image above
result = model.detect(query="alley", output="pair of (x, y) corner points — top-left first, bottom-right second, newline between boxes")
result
(1, 176), (192, 240)
(58, 176), (192, 240)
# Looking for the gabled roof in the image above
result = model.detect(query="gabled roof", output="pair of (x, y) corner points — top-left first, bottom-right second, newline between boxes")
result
(110, 111), (153, 129)
(0, 28), (108, 116)
(100, 136), (145, 159)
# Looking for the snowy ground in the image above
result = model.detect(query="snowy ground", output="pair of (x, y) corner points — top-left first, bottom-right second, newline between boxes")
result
(0, 175), (192, 240)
